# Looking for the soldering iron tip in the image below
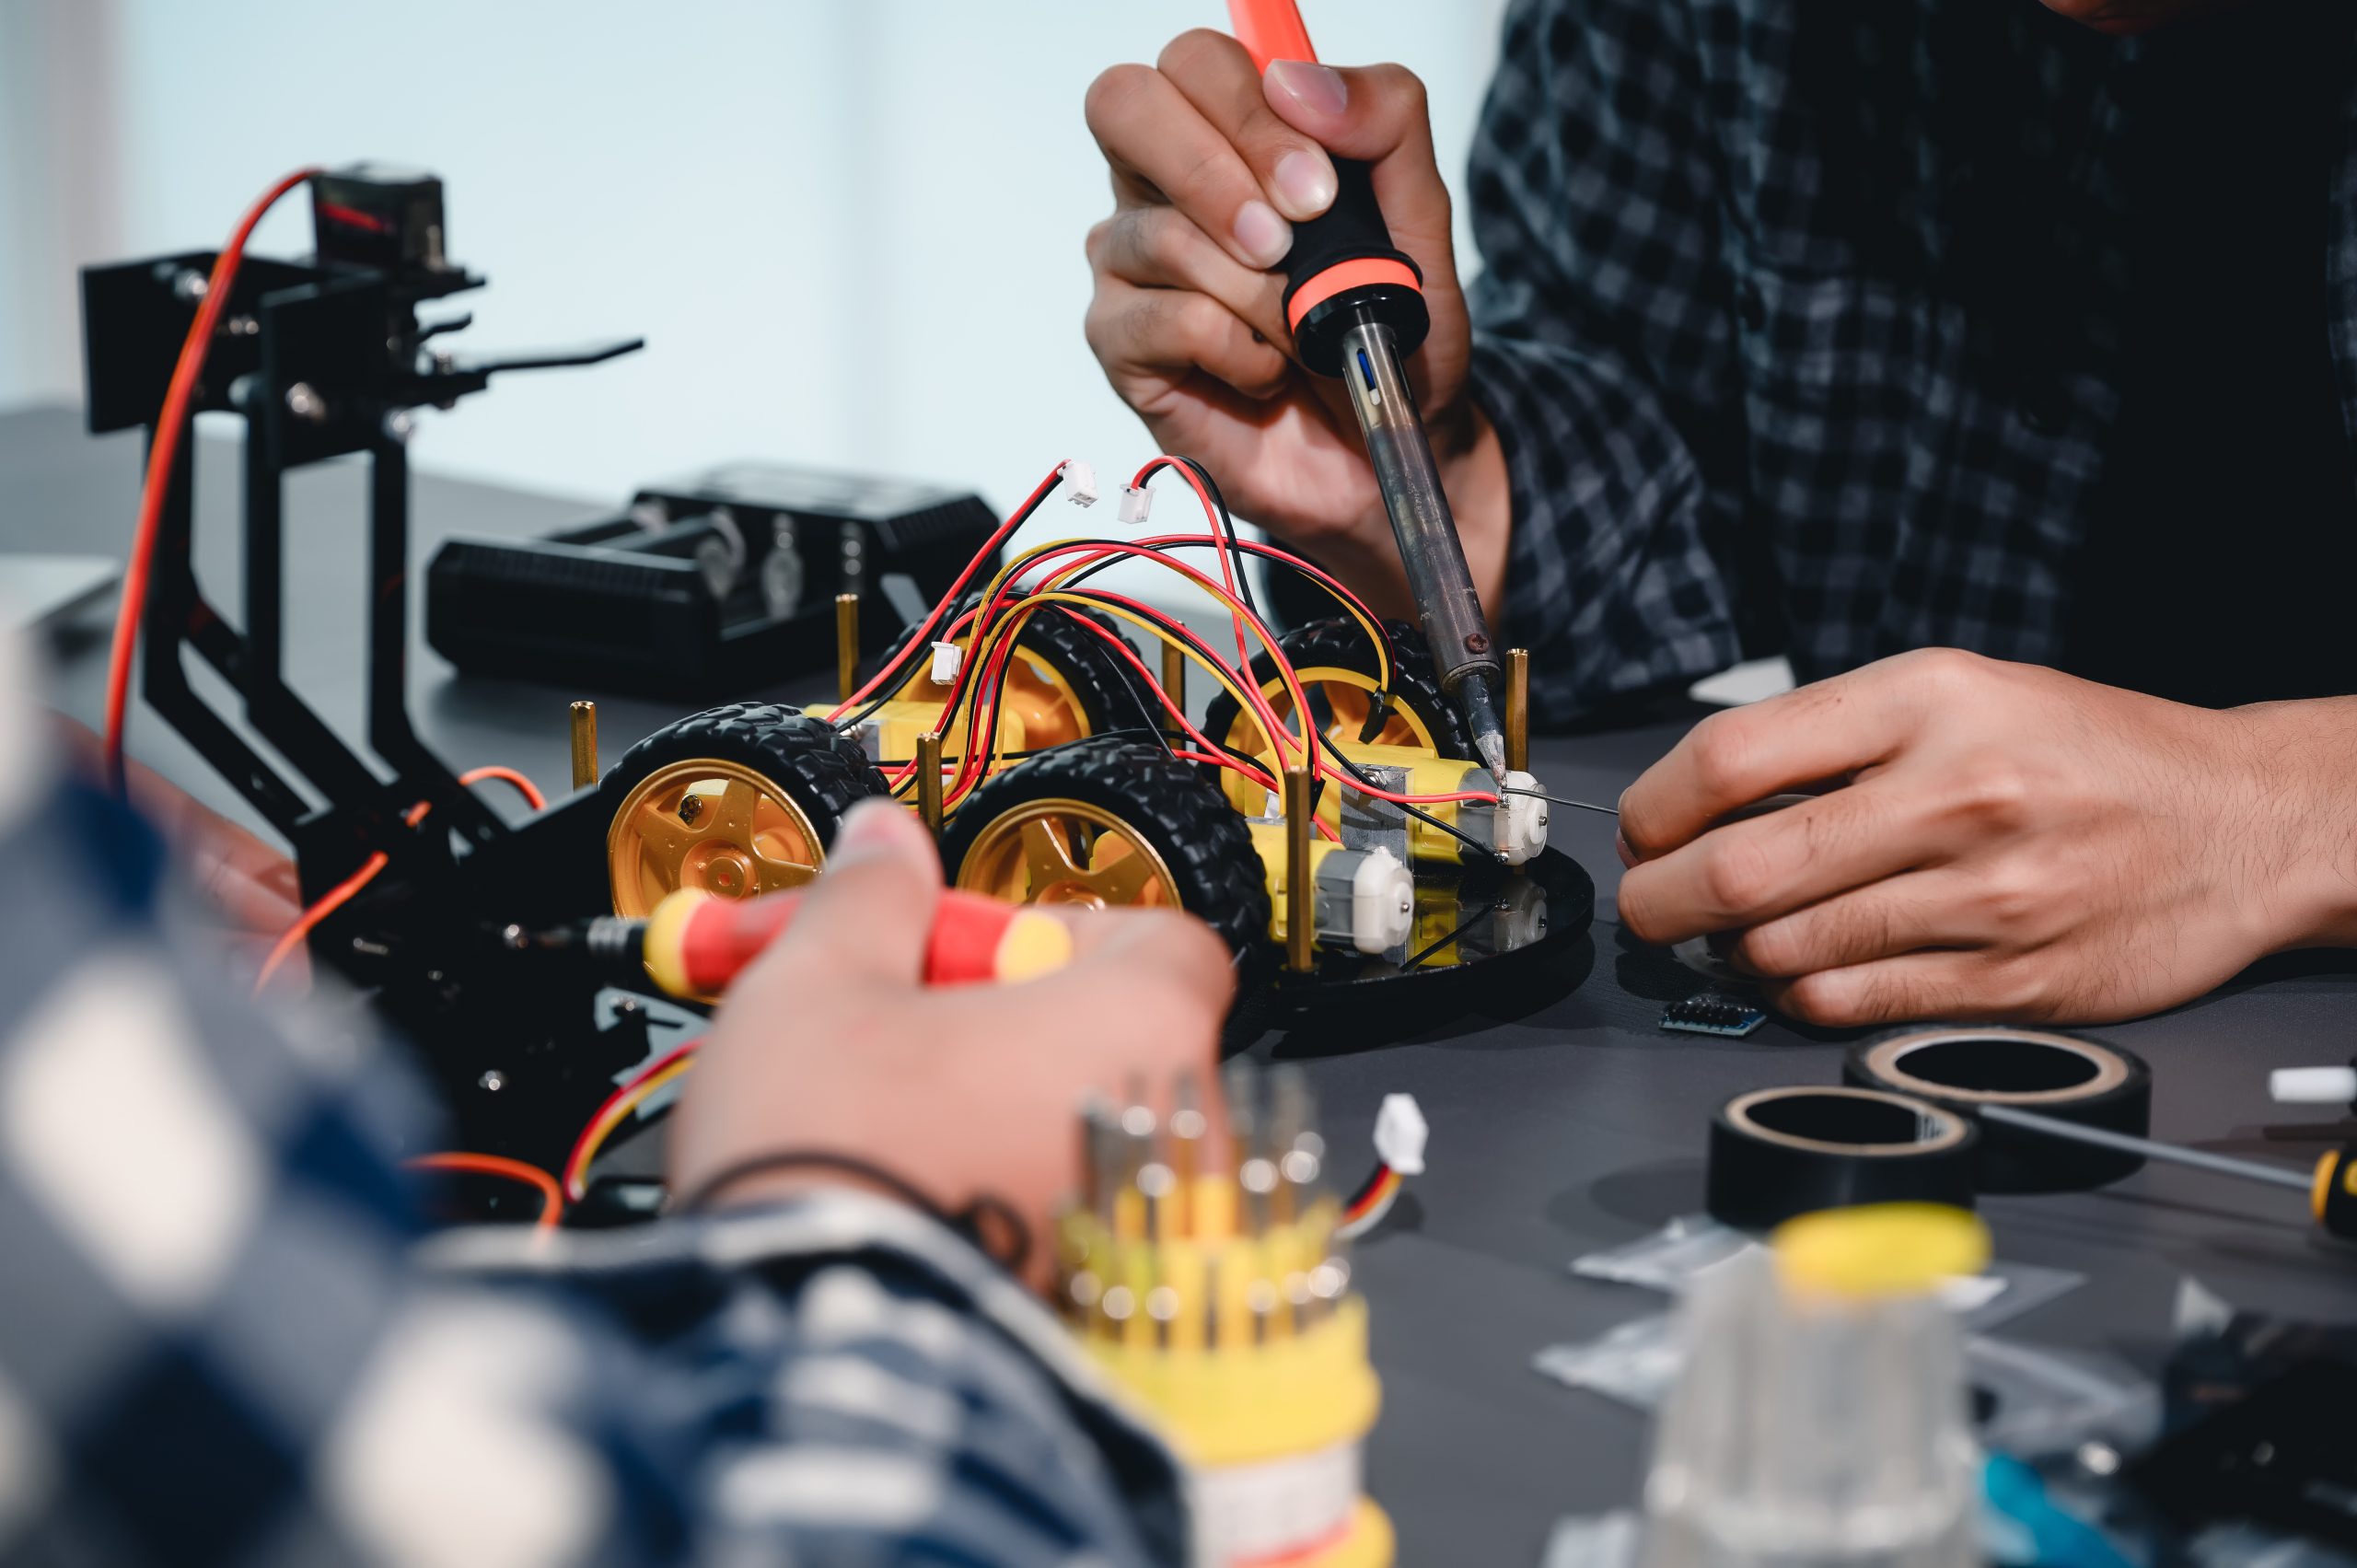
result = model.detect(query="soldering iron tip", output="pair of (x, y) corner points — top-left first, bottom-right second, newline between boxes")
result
(1473, 729), (1509, 788)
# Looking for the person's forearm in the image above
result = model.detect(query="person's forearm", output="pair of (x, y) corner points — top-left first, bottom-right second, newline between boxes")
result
(2239, 694), (2357, 951)
(1307, 400), (1511, 629)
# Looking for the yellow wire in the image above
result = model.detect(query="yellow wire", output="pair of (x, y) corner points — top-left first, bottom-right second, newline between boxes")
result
(942, 584), (1312, 812)
(878, 528), (1387, 809)
(567, 1057), (696, 1200)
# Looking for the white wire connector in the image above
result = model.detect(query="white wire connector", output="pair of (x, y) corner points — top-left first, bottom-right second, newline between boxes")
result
(1373, 1093), (1428, 1176)
(927, 641), (962, 686)
(2270, 1065), (2357, 1104)
(1116, 485), (1154, 525)
(1061, 459), (1100, 507)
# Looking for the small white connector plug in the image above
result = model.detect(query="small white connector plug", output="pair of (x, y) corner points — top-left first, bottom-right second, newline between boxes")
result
(1493, 769), (1550, 865)
(1374, 1093), (1428, 1176)
(927, 641), (962, 686)
(1060, 459), (1099, 507)
(1350, 845), (1415, 954)
(2270, 1066), (2357, 1104)
(1116, 485), (1154, 525)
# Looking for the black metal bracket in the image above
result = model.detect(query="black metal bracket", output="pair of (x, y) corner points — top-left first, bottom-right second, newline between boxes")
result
(81, 194), (643, 900)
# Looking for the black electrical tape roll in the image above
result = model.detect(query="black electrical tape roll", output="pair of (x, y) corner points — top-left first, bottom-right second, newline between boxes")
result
(1842, 1026), (2153, 1195)
(1706, 1086), (1980, 1230)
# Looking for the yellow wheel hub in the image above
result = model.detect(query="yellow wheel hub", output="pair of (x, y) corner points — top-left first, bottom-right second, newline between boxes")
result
(1217, 665), (1441, 811)
(956, 797), (1179, 911)
(606, 758), (823, 917)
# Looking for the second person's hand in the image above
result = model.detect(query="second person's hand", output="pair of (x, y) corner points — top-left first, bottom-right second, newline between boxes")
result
(1615, 650), (2355, 1027)
(1082, 29), (1506, 615)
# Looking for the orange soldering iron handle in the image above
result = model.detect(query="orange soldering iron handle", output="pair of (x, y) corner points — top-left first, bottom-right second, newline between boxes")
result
(1220, 0), (1430, 379)
(641, 886), (1074, 999)
(1228, 0), (1317, 72)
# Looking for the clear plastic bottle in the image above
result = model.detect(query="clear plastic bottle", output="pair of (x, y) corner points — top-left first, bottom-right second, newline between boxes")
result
(1640, 1204), (1988, 1568)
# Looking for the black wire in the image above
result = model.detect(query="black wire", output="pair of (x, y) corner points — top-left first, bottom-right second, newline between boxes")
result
(1501, 787), (1620, 818)
(1313, 729), (1498, 861)
(943, 605), (1191, 815)
(1045, 540), (1494, 861)
(830, 472), (1066, 735)
(1167, 452), (1405, 710)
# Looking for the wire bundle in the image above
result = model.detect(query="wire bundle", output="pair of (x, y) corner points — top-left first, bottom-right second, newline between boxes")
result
(827, 456), (1506, 854)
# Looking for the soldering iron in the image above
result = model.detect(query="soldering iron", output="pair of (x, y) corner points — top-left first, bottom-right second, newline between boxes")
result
(1227, 0), (1511, 784)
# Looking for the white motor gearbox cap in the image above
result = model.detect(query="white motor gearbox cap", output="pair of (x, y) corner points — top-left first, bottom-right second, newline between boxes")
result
(1351, 846), (1415, 954)
(1495, 769), (1549, 865)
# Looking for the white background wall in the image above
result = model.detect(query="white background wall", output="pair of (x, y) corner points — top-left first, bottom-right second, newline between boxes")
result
(1, 0), (1511, 528)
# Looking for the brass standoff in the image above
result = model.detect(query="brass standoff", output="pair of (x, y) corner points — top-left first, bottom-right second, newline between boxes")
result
(1283, 764), (1315, 974)
(1504, 647), (1530, 776)
(915, 731), (946, 834)
(1160, 640), (1188, 737)
(568, 700), (599, 791)
(834, 592), (861, 703)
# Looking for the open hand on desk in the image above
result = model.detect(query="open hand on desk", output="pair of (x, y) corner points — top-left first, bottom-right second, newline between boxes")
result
(669, 801), (1232, 1288)
(1081, 32), (1506, 612)
(1615, 648), (2355, 1027)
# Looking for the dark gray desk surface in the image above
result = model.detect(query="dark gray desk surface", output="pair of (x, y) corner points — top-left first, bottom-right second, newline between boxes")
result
(6, 402), (2355, 1562)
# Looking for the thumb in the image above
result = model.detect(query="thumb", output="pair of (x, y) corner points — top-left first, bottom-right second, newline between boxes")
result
(1260, 60), (1453, 276)
(749, 799), (943, 987)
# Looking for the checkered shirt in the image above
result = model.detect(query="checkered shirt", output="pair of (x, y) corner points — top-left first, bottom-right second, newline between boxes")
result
(0, 669), (1186, 1563)
(1464, 0), (2357, 720)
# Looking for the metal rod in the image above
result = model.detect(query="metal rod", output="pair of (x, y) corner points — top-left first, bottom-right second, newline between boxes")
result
(1979, 1105), (2315, 1192)
(915, 731), (945, 834)
(569, 700), (599, 791)
(835, 592), (860, 703)
(1161, 639), (1188, 738)
(1505, 647), (1529, 775)
(1283, 764), (1315, 973)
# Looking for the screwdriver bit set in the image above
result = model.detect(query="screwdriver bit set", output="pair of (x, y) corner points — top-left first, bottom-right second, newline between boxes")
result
(1058, 1064), (1392, 1567)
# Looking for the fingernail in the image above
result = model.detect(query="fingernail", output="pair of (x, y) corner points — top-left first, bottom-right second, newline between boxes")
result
(830, 800), (907, 865)
(1271, 148), (1337, 219)
(1615, 830), (1635, 869)
(1232, 199), (1292, 268)
(1265, 59), (1348, 119)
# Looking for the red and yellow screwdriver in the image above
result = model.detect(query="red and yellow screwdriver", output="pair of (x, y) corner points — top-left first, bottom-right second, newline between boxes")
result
(532, 887), (1073, 1000)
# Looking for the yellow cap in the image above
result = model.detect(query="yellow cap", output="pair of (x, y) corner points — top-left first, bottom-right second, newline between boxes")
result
(1771, 1203), (1990, 1299)
(993, 910), (1075, 982)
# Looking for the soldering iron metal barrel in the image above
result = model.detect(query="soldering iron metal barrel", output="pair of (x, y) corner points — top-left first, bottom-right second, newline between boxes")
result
(1337, 311), (1501, 704)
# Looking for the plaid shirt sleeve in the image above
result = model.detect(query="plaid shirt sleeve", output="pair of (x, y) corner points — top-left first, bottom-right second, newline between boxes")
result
(1462, 0), (1749, 720)
(0, 697), (1186, 1563)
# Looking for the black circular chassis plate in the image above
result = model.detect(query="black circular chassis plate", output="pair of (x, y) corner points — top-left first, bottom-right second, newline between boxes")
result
(1258, 846), (1594, 1015)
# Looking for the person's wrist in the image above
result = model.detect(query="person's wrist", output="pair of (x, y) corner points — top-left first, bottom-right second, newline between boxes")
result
(1432, 397), (1509, 620)
(2223, 697), (2357, 952)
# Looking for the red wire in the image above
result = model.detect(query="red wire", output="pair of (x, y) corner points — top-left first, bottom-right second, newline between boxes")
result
(254, 850), (389, 990)
(405, 1152), (565, 1231)
(457, 764), (547, 811)
(563, 1039), (702, 1201)
(104, 167), (322, 795)
(253, 771), (544, 993)
(829, 462), (1069, 718)
(1132, 457), (1255, 672)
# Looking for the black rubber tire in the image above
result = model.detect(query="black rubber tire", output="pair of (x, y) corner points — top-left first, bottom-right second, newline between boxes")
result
(599, 702), (889, 876)
(1200, 615), (1471, 763)
(939, 737), (1271, 958)
(866, 595), (1159, 744)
